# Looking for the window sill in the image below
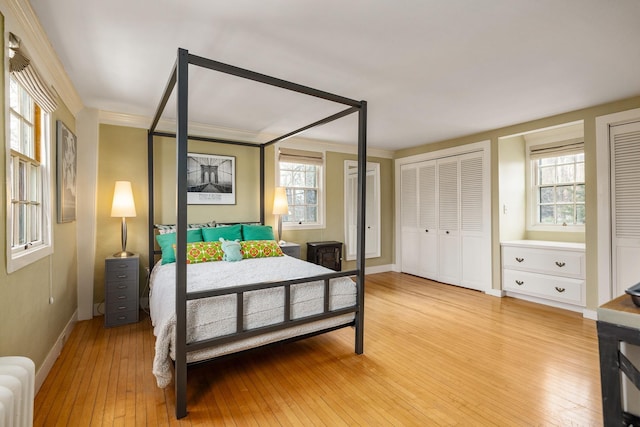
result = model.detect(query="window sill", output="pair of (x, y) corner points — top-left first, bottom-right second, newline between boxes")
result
(283, 223), (325, 231)
(7, 243), (52, 273)
(526, 224), (585, 233)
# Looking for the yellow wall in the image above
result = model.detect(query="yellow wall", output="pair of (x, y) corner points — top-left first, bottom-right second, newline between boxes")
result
(0, 14), (78, 370)
(395, 95), (640, 310)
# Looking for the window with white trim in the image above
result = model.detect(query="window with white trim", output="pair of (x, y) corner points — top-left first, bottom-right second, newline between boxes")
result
(528, 140), (585, 230)
(278, 148), (324, 228)
(6, 33), (55, 273)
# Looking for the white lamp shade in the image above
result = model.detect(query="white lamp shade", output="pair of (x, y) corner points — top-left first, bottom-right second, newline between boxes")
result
(111, 181), (137, 218)
(272, 187), (289, 215)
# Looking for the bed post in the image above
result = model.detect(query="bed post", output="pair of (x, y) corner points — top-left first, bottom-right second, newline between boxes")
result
(355, 100), (367, 355)
(147, 131), (155, 267)
(175, 48), (189, 419)
(260, 145), (265, 224)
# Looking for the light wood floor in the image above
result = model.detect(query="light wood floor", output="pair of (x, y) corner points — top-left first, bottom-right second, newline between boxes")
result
(35, 272), (602, 426)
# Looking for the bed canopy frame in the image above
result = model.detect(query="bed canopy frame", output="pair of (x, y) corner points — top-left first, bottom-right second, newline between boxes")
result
(147, 48), (367, 418)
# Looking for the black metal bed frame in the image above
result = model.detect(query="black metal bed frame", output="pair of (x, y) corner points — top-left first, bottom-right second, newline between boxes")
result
(147, 48), (367, 419)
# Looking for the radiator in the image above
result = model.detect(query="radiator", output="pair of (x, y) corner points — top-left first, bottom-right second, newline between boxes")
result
(0, 357), (35, 427)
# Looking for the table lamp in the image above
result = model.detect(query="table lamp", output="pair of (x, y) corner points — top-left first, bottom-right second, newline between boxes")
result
(272, 187), (289, 244)
(111, 181), (137, 257)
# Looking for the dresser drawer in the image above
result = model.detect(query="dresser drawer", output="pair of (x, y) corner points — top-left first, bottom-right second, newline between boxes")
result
(105, 310), (139, 327)
(502, 246), (584, 279)
(106, 280), (137, 296)
(503, 269), (584, 306)
(105, 268), (137, 282)
(106, 298), (138, 314)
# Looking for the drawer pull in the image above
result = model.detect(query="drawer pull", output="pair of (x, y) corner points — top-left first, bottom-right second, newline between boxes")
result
(117, 316), (127, 320)
(515, 280), (524, 286)
(515, 257), (524, 263)
(116, 274), (128, 279)
(117, 264), (129, 269)
(555, 261), (566, 268)
(555, 287), (566, 293)
(117, 295), (127, 300)
(117, 285), (127, 289)
(118, 306), (128, 310)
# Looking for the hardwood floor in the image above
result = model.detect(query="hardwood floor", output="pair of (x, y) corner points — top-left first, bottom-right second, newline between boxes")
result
(34, 272), (602, 426)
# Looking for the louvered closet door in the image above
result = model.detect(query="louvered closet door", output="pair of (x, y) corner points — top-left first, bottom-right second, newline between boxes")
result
(611, 121), (640, 297)
(438, 157), (460, 285)
(418, 161), (438, 279)
(459, 151), (490, 291)
(401, 164), (420, 275)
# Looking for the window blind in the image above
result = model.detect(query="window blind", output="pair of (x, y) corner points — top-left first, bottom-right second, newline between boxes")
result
(529, 138), (584, 159)
(278, 148), (323, 165)
(9, 33), (58, 113)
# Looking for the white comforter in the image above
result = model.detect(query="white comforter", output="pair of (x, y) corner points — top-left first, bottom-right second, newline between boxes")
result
(149, 255), (357, 388)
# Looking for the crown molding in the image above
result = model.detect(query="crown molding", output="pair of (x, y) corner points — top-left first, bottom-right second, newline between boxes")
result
(99, 110), (394, 159)
(3, 0), (84, 115)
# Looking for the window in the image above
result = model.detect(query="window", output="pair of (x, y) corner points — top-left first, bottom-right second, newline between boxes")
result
(528, 139), (585, 230)
(278, 148), (324, 228)
(6, 76), (52, 272)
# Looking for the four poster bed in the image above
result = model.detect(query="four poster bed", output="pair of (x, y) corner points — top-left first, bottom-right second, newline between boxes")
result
(147, 48), (368, 419)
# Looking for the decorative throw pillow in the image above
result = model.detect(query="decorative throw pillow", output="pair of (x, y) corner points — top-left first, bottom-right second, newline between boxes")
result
(242, 224), (275, 241)
(202, 224), (242, 242)
(172, 241), (223, 264)
(155, 220), (216, 235)
(220, 238), (243, 262)
(240, 240), (284, 259)
(156, 228), (204, 264)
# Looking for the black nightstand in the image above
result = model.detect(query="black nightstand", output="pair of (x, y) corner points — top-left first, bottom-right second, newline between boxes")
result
(307, 241), (342, 271)
(104, 254), (139, 327)
(279, 242), (300, 258)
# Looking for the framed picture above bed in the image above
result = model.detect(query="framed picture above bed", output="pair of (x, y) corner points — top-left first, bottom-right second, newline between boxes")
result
(187, 152), (236, 204)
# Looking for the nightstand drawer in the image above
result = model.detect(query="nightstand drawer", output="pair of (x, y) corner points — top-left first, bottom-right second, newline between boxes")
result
(106, 298), (138, 313)
(106, 310), (139, 327)
(106, 268), (137, 282)
(106, 280), (137, 294)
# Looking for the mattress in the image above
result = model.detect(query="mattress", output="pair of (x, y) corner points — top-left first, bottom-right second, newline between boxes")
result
(149, 255), (357, 388)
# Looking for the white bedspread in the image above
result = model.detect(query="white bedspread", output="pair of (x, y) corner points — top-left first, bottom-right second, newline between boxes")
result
(149, 255), (357, 388)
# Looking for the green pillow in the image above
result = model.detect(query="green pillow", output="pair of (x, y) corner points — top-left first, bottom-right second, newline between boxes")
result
(242, 224), (275, 241)
(172, 241), (224, 264)
(156, 228), (203, 264)
(240, 240), (284, 259)
(201, 224), (242, 242)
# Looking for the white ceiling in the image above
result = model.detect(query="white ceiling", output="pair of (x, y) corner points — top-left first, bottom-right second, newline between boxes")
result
(29, 0), (640, 150)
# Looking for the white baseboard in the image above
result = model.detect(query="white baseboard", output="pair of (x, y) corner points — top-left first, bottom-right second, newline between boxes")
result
(365, 264), (393, 274)
(35, 309), (77, 394)
(485, 288), (505, 298)
(582, 308), (598, 320)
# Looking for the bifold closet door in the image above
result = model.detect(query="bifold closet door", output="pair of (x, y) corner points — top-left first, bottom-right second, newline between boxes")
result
(437, 158), (460, 285)
(400, 165), (420, 276)
(611, 121), (640, 297)
(418, 162), (438, 278)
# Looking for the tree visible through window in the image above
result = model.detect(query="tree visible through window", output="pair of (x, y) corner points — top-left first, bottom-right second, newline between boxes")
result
(534, 153), (585, 226)
(279, 162), (320, 225)
(9, 76), (46, 254)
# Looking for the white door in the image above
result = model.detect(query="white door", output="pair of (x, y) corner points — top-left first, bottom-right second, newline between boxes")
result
(418, 161), (438, 279)
(611, 121), (640, 297)
(401, 164), (420, 275)
(344, 162), (380, 261)
(459, 151), (490, 291)
(437, 157), (460, 285)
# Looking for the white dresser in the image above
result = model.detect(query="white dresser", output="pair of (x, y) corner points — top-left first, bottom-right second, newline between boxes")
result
(501, 240), (586, 310)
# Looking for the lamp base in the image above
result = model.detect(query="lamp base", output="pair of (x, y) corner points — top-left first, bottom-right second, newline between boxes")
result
(112, 250), (135, 258)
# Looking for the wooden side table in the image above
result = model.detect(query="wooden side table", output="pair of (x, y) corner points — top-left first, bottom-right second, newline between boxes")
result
(307, 241), (342, 271)
(104, 254), (139, 327)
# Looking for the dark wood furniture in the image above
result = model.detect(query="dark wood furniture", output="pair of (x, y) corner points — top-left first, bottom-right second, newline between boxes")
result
(104, 254), (139, 327)
(597, 295), (640, 426)
(307, 241), (342, 271)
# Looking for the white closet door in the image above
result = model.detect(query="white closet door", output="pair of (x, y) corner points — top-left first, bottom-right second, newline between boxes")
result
(459, 152), (490, 291)
(365, 172), (379, 257)
(611, 121), (640, 297)
(418, 161), (438, 279)
(401, 165), (420, 275)
(438, 158), (460, 284)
